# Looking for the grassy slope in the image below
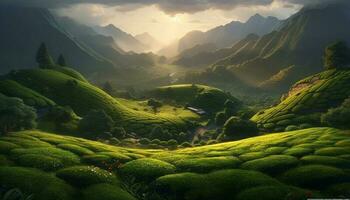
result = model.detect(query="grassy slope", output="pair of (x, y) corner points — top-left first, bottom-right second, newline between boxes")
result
(4, 69), (191, 135)
(0, 79), (56, 108)
(149, 84), (239, 114)
(0, 127), (349, 199)
(252, 69), (350, 132)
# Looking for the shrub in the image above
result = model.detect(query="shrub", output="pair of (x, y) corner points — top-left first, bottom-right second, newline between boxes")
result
(56, 166), (118, 187)
(177, 132), (187, 142)
(139, 138), (151, 145)
(111, 127), (127, 138)
(324, 41), (350, 70)
(79, 110), (114, 137)
(223, 117), (259, 140)
(0, 167), (76, 200)
(17, 154), (63, 171)
(167, 139), (178, 146)
(151, 139), (161, 145)
(215, 112), (227, 126)
(147, 98), (162, 112)
(0, 94), (37, 134)
(282, 165), (348, 189)
(285, 125), (299, 132)
(299, 123), (313, 129)
(174, 157), (241, 173)
(46, 106), (75, 124)
(241, 155), (299, 175)
(321, 98), (350, 129)
(180, 142), (192, 148)
(82, 184), (136, 200)
(119, 158), (176, 182)
(224, 100), (238, 116)
(110, 137), (120, 145)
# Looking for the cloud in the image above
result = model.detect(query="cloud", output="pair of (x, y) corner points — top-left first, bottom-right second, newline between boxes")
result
(0, 0), (348, 15)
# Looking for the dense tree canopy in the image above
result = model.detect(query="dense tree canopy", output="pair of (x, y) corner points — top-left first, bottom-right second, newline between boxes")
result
(223, 117), (258, 140)
(79, 110), (114, 137)
(321, 98), (350, 129)
(0, 94), (37, 134)
(324, 41), (350, 70)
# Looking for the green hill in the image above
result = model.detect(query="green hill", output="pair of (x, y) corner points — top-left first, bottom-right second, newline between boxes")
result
(0, 127), (349, 199)
(252, 69), (350, 132)
(3, 69), (192, 135)
(148, 84), (239, 114)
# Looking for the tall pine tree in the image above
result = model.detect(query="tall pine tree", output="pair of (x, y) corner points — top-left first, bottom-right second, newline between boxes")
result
(36, 43), (54, 69)
(57, 54), (67, 66)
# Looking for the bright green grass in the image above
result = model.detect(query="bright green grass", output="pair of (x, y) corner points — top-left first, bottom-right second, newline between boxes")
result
(5, 69), (191, 135)
(0, 79), (55, 107)
(252, 69), (350, 132)
(0, 127), (349, 199)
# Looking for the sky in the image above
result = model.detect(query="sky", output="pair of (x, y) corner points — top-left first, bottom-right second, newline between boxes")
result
(0, 0), (342, 44)
(56, 1), (302, 44)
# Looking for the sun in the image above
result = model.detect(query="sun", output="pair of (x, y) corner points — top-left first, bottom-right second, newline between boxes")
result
(170, 15), (181, 23)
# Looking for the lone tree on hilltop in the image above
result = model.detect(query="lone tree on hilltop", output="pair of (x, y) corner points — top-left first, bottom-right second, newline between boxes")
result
(57, 54), (67, 66)
(324, 41), (350, 70)
(36, 42), (55, 69)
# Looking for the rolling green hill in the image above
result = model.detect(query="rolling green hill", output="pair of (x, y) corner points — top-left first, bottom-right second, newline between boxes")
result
(252, 69), (350, 132)
(2, 69), (193, 135)
(148, 84), (240, 114)
(0, 127), (349, 199)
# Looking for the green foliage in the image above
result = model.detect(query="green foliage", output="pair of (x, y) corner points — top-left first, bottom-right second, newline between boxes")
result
(56, 166), (118, 187)
(223, 117), (258, 140)
(79, 110), (114, 137)
(282, 165), (348, 189)
(0, 128), (349, 198)
(241, 155), (298, 175)
(324, 41), (350, 70)
(0, 80), (55, 108)
(36, 43), (54, 69)
(82, 184), (136, 200)
(0, 188), (33, 200)
(16, 154), (63, 171)
(150, 84), (240, 114)
(252, 69), (350, 132)
(285, 125), (299, 132)
(111, 127), (127, 138)
(167, 139), (178, 147)
(0, 94), (37, 134)
(321, 98), (350, 129)
(57, 54), (67, 66)
(11, 147), (80, 167)
(155, 169), (281, 200)
(147, 99), (162, 112)
(120, 158), (176, 182)
(0, 167), (76, 200)
(139, 138), (151, 145)
(215, 112), (227, 126)
(174, 157), (241, 173)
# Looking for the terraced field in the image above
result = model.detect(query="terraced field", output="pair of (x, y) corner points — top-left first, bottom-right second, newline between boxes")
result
(252, 69), (350, 132)
(0, 128), (349, 199)
(1, 69), (194, 135)
(148, 84), (239, 114)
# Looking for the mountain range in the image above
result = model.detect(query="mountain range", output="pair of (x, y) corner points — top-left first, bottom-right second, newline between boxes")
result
(0, 6), (164, 75)
(174, 3), (350, 91)
(178, 14), (281, 54)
